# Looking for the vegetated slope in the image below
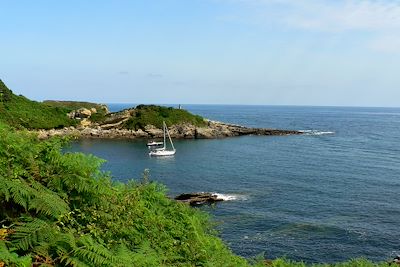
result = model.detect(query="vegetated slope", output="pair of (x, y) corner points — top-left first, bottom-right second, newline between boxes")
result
(0, 80), (76, 129)
(0, 79), (205, 131)
(122, 104), (206, 130)
(43, 100), (109, 123)
(0, 122), (250, 267)
(43, 100), (106, 112)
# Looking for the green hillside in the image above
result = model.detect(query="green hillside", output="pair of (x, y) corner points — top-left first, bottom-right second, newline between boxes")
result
(43, 100), (107, 112)
(0, 80), (205, 131)
(122, 104), (206, 130)
(0, 80), (76, 129)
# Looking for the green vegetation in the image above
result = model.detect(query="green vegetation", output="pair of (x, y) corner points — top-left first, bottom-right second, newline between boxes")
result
(43, 100), (107, 113)
(122, 104), (206, 130)
(43, 100), (109, 123)
(0, 80), (392, 266)
(0, 80), (76, 129)
(0, 80), (206, 131)
(0, 122), (391, 267)
(0, 122), (250, 266)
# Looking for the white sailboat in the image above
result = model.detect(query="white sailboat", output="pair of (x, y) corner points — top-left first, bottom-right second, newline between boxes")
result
(149, 121), (176, 156)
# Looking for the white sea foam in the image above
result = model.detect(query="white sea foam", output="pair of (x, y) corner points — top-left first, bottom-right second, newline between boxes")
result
(300, 130), (335, 136)
(212, 193), (248, 201)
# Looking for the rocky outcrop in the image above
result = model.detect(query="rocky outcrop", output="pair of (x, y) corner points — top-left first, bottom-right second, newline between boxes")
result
(175, 193), (224, 206)
(34, 104), (301, 140)
(80, 118), (92, 127)
(68, 108), (95, 119)
(36, 127), (140, 139)
(34, 120), (301, 140)
(144, 125), (164, 137)
(34, 119), (301, 140)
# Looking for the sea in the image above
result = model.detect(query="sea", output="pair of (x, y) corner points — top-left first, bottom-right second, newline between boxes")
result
(68, 104), (400, 263)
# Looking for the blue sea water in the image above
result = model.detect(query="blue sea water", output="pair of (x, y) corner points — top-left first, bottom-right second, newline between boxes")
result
(69, 104), (400, 263)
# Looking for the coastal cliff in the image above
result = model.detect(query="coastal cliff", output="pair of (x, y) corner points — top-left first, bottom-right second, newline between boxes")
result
(0, 80), (300, 139)
(35, 105), (301, 139)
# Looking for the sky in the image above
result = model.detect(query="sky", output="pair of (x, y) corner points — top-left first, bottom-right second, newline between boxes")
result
(1, 0), (399, 106)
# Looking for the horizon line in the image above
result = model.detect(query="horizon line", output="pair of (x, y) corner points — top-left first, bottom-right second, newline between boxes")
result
(102, 102), (400, 109)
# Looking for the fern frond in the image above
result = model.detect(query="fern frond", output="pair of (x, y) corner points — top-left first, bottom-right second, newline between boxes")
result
(2, 176), (31, 209)
(75, 236), (114, 265)
(0, 175), (69, 219)
(0, 240), (32, 267)
(11, 218), (55, 251)
(61, 256), (91, 267)
(0, 175), (11, 201)
(28, 179), (69, 218)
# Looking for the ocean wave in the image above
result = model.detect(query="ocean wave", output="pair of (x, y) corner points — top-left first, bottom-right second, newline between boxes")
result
(300, 130), (335, 136)
(212, 193), (249, 201)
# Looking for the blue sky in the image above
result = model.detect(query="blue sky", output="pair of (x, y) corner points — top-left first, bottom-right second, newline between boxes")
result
(1, 0), (399, 106)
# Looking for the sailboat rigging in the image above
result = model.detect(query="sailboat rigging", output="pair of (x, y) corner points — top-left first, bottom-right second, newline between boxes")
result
(148, 121), (176, 156)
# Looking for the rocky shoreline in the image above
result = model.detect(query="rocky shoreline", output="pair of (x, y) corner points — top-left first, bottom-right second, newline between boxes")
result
(35, 119), (301, 140)
(33, 105), (301, 139)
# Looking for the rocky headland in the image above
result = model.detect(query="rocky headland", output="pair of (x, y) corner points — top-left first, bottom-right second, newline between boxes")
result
(34, 104), (301, 139)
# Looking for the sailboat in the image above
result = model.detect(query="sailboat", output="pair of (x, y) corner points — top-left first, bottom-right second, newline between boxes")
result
(148, 121), (176, 156)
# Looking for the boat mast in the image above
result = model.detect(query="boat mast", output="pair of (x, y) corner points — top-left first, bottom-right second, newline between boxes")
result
(165, 121), (175, 151)
(163, 121), (166, 149)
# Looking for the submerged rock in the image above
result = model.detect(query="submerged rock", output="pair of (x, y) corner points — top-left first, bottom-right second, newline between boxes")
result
(175, 192), (224, 206)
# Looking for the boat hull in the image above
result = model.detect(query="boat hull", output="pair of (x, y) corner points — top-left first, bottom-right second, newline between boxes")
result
(149, 150), (176, 156)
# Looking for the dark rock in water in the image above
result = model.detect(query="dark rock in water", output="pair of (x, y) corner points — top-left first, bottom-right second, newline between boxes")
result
(392, 255), (400, 265)
(175, 192), (223, 206)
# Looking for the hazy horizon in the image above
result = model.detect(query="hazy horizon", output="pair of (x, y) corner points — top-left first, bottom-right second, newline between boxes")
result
(105, 102), (400, 109)
(1, 0), (399, 107)
(4, 81), (400, 109)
